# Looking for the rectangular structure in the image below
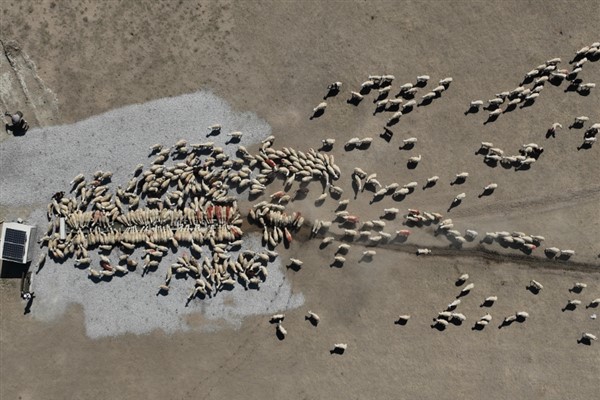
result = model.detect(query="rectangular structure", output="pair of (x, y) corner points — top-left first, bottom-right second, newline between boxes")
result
(0, 222), (37, 264)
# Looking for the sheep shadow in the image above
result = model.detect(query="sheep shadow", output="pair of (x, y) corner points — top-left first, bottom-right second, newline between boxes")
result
(577, 142), (593, 151)
(394, 318), (409, 326)
(402, 105), (414, 114)
(369, 194), (385, 204)
(525, 285), (540, 296)
(399, 142), (415, 151)
(415, 80), (427, 88)
(330, 347), (345, 355)
(323, 88), (340, 100)
(569, 286), (584, 294)
(447, 199), (461, 212)
(330, 259), (345, 268)
(309, 109), (325, 120)
(305, 316), (319, 327)
(360, 87), (372, 95)
(480, 299), (495, 307)
(418, 98), (433, 107)
(483, 114), (499, 125)
(564, 82), (581, 92)
(478, 188), (495, 198)
(276, 329), (286, 341)
(498, 319), (514, 329)
(206, 129), (221, 137)
(455, 278), (467, 287)
(386, 118), (400, 127)
(577, 338), (592, 346)
(545, 129), (556, 139)
(450, 176), (466, 185)
(344, 143), (356, 151)
(406, 161), (418, 170)
(519, 99), (536, 108)
(449, 319), (463, 326)
(586, 303), (598, 309)
(561, 303), (578, 312)
(556, 253), (572, 261)
(347, 97), (363, 106)
(225, 137), (241, 145)
(431, 323), (447, 331)
(472, 324), (485, 331)
(380, 128), (394, 142)
(464, 105), (480, 115)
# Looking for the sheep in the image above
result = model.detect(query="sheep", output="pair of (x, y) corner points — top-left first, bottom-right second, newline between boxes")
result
(306, 311), (320, 325)
(425, 176), (439, 187)
(581, 333), (597, 342)
(439, 77), (453, 86)
(328, 81), (342, 91)
(451, 312), (466, 322)
(208, 124), (222, 132)
(560, 249), (575, 257)
(408, 155), (422, 165)
(398, 83), (414, 93)
(529, 279), (544, 291)
(403, 99), (417, 109)
(571, 282), (587, 292)
(453, 193), (466, 202)
(574, 116), (589, 125)
(567, 299), (582, 307)
(488, 109), (502, 117)
(276, 323), (287, 338)
(524, 69), (540, 79)
(417, 248), (432, 255)
(432, 319), (449, 328)
(516, 311), (529, 319)
(332, 343), (347, 353)
(416, 75), (430, 83)
(470, 100), (484, 108)
(455, 172), (469, 180)
(403, 137), (418, 145)
(483, 183), (498, 191)
(578, 83), (595, 92)
(378, 86), (391, 96)
(383, 207), (399, 216)
(465, 230), (478, 240)
(460, 283), (475, 295)
(363, 250), (377, 257)
(322, 138), (336, 148)
(422, 91), (437, 100)
(481, 296), (497, 306)
(289, 258), (303, 268)
(350, 91), (364, 102)
(488, 98), (504, 107)
(588, 299), (600, 308)
(474, 320), (489, 328)
(396, 315), (411, 325)
(447, 299), (461, 309)
(457, 273), (469, 283)
(321, 236), (334, 245)
(361, 80), (375, 89)
(270, 314), (285, 323)
(432, 85), (445, 94)
(334, 256), (346, 263)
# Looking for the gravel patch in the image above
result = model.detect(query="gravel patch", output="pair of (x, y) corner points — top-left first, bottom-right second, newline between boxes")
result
(0, 91), (304, 338)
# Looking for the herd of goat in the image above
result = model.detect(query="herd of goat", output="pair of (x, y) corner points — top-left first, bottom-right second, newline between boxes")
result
(34, 40), (598, 351)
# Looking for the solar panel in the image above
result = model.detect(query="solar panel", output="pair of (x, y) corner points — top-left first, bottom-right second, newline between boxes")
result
(2, 242), (25, 262)
(4, 228), (26, 244)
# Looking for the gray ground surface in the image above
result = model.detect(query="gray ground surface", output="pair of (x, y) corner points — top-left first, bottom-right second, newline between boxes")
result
(1, 1), (599, 399)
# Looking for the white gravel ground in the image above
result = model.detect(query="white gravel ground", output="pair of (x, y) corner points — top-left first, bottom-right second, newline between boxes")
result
(0, 91), (304, 338)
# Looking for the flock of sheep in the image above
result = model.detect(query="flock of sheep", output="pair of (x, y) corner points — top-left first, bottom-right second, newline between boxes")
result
(35, 40), (598, 352)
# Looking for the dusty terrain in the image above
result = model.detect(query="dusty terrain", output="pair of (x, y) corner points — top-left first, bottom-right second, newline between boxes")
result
(1, 1), (599, 399)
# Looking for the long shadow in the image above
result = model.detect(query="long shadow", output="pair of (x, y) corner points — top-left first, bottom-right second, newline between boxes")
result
(577, 338), (592, 346)
(480, 299), (495, 307)
(464, 106), (480, 115)
(323, 88), (340, 100)
(483, 115), (499, 125)
(330, 347), (345, 355)
(399, 142), (415, 151)
(380, 128), (394, 142)
(309, 109), (325, 120)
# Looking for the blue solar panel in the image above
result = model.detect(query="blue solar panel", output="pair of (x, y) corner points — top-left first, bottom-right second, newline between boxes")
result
(2, 228), (27, 262)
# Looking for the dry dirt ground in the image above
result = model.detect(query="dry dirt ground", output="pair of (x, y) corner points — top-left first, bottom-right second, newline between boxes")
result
(1, 1), (599, 399)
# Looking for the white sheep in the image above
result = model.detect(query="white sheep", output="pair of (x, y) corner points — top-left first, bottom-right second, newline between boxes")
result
(484, 183), (498, 191)
(361, 80), (375, 89)
(422, 91), (437, 100)
(470, 100), (484, 108)
(516, 311), (529, 319)
(403, 100), (417, 108)
(277, 323), (287, 337)
(306, 311), (320, 325)
(454, 193), (466, 202)
(396, 315), (411, 323)
(363, 250), (377, 257)
(313, 102), (327, 113)
(458, 273), (469, 282)
(451, 312), (466, 322)
(350, 91), (364, 101)
(581, 333), (597, 341)
(447, 299), (461, 309)
(383, 207), (399, 216)
(408, 154), (422, 164)
(270, 314), (285, 323)
(328, 82), (342, 90)
(322, 138), (336, 147)
(417, 248), (432, 255)
(403, 137), (418, 144)
(461, 283), (475, 294)
(333, 343), (347, 352)
(439, 77), (453, 86)
(432, 85), (445, 93)
(416, 75), (430, 83)
(529, 279), (544, 291)
(426, 176), (439, 185)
